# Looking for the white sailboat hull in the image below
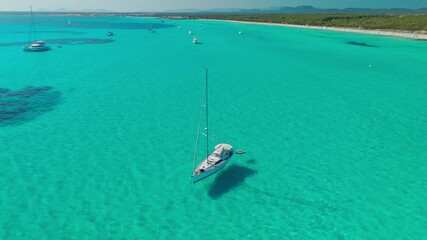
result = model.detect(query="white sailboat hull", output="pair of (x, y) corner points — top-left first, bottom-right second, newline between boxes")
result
(192, 157), (230, 183)
(23, 45), (51, 52)
(192, 144), (234, 183)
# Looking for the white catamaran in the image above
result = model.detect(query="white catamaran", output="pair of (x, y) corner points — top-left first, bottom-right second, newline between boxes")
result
(191, 68), (234, 183)
(23, 5), (51, 52)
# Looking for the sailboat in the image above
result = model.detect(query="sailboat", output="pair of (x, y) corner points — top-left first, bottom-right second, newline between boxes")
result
(23, 5), (50, 52)
(107, 24), (114, 36)
(148, 24), (155, 33)
(191, 68), (234, 183)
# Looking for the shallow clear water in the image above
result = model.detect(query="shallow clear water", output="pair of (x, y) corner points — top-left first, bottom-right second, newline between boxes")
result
(1, 15), (426, 239)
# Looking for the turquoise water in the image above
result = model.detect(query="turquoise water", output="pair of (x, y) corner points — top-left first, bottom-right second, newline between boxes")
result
(1, 15), (427, 239)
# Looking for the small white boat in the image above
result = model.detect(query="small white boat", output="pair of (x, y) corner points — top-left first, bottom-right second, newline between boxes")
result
(106, 23), (115, 36)
(192, 37), (198, 44)
(178, 26), (182, 29)
(238, 31), (243, 35)
(23, 40), (51, 52)
(191, 68), (234, 183)
(188, 30), (192, 35)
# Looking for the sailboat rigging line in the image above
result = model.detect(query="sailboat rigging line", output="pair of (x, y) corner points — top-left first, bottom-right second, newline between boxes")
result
(192, 98), (204, 171)
(192, 68), (208, 171)
(205, 67), (209, 162)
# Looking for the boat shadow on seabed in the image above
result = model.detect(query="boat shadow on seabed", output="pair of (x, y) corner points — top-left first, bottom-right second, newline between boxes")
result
(208, 164), (257, 199)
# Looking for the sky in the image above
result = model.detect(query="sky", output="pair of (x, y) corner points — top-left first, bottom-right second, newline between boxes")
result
(1, 0), (426, 12)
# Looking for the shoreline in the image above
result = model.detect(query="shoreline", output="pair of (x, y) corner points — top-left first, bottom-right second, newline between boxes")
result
(205, 19), (427, 40)
(4, 11), (425, 40)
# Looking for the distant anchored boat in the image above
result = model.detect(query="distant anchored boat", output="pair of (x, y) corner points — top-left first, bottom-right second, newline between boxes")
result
(188, 30), (192, 35)
(23, 6), (50, 52)
(23, 40), (51, 52)
(192, 37), (198, 44)
(147, 24), (155, 33)
(107, 24), (114, 36)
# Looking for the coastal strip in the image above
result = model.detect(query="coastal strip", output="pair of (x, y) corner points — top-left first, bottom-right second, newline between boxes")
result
(202, 19), (427, 40)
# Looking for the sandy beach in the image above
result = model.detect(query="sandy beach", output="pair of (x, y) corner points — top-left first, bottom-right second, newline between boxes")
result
(207, 19), (427, 40)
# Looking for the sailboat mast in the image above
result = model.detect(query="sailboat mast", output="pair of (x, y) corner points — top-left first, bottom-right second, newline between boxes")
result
(28, 5), (34, 43)
(205, 67), (209, 160)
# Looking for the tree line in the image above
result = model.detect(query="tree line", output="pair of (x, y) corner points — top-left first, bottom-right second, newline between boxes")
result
(185, 14), (427, 31)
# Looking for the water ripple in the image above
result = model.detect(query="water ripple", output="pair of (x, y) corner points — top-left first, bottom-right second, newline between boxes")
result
(0, 38), (113, 47)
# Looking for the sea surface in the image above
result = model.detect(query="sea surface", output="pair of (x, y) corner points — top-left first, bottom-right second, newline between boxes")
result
(0, 14), (426, 239)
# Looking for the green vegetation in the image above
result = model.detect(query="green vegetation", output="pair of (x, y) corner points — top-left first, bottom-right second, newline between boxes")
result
(186, 14), (427, 31)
